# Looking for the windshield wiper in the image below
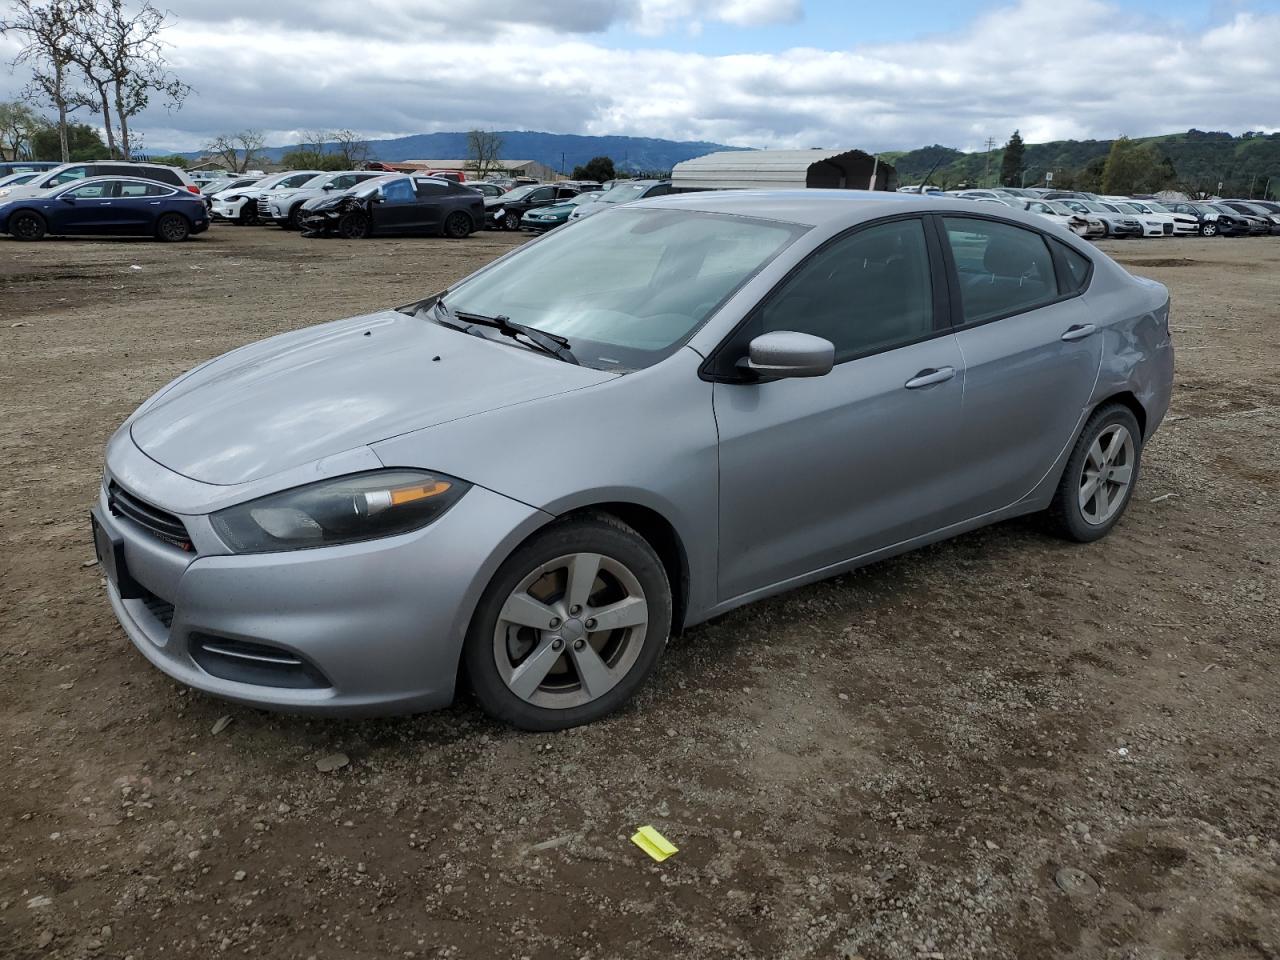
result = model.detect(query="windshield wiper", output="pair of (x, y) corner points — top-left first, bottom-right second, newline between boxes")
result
(434, 300), (579, 365)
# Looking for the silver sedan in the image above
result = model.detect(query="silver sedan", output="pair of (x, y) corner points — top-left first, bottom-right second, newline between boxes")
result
(94, 192), (1174, 730)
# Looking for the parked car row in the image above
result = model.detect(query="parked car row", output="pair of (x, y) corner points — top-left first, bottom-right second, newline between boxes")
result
(941, 186), (1280, 239)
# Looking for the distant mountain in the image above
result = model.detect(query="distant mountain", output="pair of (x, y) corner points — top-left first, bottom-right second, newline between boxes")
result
(183, 130), (748, 175)
(888, 129), (1280, 196)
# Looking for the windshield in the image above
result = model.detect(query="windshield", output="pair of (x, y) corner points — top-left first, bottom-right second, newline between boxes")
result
(1211, 204), (1241, 216)
(500, 184), (539, 202)
(1079, 202), (1111, 213)
(1115, 203), (1144, 214)
(440, 208), (806, 371)
(352, 175), (397, 197)
(1144, 201), (1174, 213)
(598, 183), (651, 204)
(1044, 201), (1077, 215)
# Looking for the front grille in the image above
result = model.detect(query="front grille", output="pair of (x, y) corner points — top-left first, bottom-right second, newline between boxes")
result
(108, 482), (193, 552)
(190, 634), (330, 689)
(257, 197), (271, 215)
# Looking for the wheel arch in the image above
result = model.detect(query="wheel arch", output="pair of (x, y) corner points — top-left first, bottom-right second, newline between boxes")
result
(1097, 390), (1147, 439)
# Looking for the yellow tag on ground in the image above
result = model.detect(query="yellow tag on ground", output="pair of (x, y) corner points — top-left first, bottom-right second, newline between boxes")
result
(631, 825), (678, 862)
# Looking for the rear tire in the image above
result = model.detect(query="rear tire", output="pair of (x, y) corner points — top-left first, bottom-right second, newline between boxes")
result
(443, 211), (472, 239)
(9, 210), (46, 241)
(155, 213), (190, 243)
(463, 515), (672, 731)
(1045, 403), (1143, 543)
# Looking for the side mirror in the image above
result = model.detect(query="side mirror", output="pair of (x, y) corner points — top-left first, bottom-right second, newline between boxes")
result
(372, 193), (385, 203)
(742, 331), (835, 380)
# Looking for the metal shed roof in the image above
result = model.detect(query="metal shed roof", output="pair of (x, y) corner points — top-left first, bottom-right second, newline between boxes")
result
(671, 148), (895, 192)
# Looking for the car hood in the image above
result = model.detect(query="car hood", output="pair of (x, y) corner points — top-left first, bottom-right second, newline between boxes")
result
(129, 309), (616, 486)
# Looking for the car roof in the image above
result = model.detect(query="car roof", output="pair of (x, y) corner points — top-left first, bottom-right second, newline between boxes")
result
(56, 175), (181, 188)
(628, 189), (1002, 227)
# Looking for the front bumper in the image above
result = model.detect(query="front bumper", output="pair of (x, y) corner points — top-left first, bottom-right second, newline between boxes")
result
(521, 215), (562, 232)
(97, 443), (548, 716)
(210, 199), (247, 221)
(1107, 224), (1143, 237)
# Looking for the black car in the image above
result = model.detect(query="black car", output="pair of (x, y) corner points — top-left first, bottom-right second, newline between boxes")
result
(299, 175), (483, 239)
(464, 181), (506, 198)
(1220, 200), (1280, 235)
(483, 183), (580, 230)
(1163, 201), (1251, 237)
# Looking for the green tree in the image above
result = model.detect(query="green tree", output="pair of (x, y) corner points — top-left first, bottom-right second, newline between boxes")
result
(1102, 136), (1177, 194)
(0, 100), (43, 158)
(999, 129), (1025, 187)
(570, 155), (615, 182)
(31, 120), (105, 160)
(146, 152), (188, 168)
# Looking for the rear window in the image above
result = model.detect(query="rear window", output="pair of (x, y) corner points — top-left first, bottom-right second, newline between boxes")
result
(1051, 239), (1092, 293)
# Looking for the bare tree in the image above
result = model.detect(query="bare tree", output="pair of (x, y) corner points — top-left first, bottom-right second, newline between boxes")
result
(75, 0), (190, 159)
(466, 129), (503, 178)
(1, 0), (83, 162)
(206, 129), (266, 172)
(329, 129), (369, 168)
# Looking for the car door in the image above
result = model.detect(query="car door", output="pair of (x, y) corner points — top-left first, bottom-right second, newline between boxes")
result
(712, 215), (968, 602)
(371, 178), (422, 234)
(523, 186), (556, 214)
(53, 179), (120, 233)
(114, 180), (170, 233)
(939, 215), (1104, 518)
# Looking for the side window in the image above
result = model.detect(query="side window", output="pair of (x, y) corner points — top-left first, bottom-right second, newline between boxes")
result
(328, 175), (354, 189)
(756, 217), (936, 363)
(528, 187), (554, 203)
(943, 217), (1060, 324)
(50, 166), (87, 186)
(118, 181), (167, 198)
(1051, 240), (1092, 293)
(284, 174), (315, 188)
(64, 180), (114, 199)
(382, 179), (416, 202)
(137, 166), (180, 185)
(646, 184), (672, 197)
(412, 179), (447, 198)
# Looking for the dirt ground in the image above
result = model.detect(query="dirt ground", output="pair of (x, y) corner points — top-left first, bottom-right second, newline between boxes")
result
(1, 224), (1277, 960)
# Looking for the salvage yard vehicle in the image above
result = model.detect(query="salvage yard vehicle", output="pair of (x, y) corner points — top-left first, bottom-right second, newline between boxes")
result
(298, 174), (483, 239)
(211, 170), (322, 225)
(1100, 200), (1176, 237)
(0, 176), (209, 242)
(568, 179), (673, 221)
(1021, 198), (1104, 237)
(1129, 200), (1199, 236)
(0, 160), (199, 201)
(520, 191), (601, 232)
(1219, 200), (1280, 234)
(1060, 199), (1143, 237)
(260, 171), (386, 229)
(93, 192), (1173, 730)
(485, 182), (581, 230)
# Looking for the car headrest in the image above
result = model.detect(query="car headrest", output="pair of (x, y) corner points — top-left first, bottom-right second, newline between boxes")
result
(983, 236), (1041, 277)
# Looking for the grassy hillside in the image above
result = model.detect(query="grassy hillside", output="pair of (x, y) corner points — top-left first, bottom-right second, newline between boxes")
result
(892, 130), (1280, 197)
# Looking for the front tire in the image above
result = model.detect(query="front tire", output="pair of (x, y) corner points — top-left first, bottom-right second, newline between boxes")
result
(1045, 403), (1142, 543)
(155, 213), (190, 243)
(9, 210), (46, 241)
(335, 210), (370, 239)
(237, 203), (259, 226)
(503, 211), (520, 231)
(1200, 222), (1217, 237)
(463, 515), (672, 731)
(283, 204), (304, 230)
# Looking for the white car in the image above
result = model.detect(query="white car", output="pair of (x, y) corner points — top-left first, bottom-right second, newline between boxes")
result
(1099, 200), (1175, 238)
(1128, 200), (1199, 236)
(210, 170), (323, 225)
(1021, 199), (1105, 238)
(261, 171), (386, 229)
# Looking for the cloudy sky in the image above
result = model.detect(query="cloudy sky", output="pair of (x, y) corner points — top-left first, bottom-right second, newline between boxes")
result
(1, 0), (1277, 152)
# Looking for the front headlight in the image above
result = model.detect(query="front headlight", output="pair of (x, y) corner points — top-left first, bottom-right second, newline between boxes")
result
(222, 195), (243, 203)
(211, 470), (470, 554)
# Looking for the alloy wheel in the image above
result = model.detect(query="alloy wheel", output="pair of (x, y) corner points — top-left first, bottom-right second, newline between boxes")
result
(1078, 423), (1135, 525)
(157, 214), (188, 242)
(504, 211), (520, 230)
(1201, 222), (1216, 237)
(12, 213), (44, 240)
(492, 552), (649, 710)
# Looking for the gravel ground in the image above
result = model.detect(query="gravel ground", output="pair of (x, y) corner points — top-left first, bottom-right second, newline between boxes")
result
(1, 226), (1277, 960)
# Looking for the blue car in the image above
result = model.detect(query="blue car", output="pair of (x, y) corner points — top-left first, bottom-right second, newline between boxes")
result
(0, 176), (210, 242)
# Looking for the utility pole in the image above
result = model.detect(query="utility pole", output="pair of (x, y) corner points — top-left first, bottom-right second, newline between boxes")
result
(1248, 173), (1257, 198)
(983, 137), (996, 186)
(561, 152), (565, 178)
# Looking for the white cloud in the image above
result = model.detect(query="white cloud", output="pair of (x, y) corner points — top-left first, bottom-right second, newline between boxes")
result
(1, 0), (1276, 153)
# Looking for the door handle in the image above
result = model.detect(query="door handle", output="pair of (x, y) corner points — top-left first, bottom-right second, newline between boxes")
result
(904, 366), (956, 389)
(1061, 323), (1097, 342)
